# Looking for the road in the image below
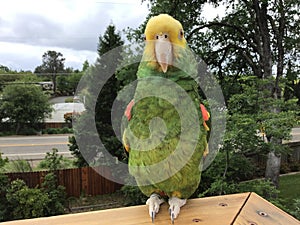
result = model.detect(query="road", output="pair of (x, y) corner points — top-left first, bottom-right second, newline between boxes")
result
(0, 135), (72, 160)
(0, 128), (299, 161)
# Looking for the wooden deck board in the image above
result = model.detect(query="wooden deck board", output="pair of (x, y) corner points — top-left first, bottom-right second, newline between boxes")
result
(233, 192), (300, 225)
(2, 192), (299, 225)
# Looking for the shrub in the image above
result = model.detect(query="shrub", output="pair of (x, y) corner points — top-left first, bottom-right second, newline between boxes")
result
(291, 199), (300, 220)
(0, 174), (10, 221)
(121, 185), (147, 206)
(41, 173), (67, 216)
(64, 97), (74, 103)
(2, 160), (32, 173)
(45, 128), (58, 134)
(6, 179), (50, 220)
(120, 176), (147, 206)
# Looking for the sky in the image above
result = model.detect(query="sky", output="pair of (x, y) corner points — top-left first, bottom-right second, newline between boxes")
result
(0, 0), (224, 72)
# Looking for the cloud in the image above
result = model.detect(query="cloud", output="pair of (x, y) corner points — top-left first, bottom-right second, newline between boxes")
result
(0, 1), (148, 51)
(0, 0), (149, 71)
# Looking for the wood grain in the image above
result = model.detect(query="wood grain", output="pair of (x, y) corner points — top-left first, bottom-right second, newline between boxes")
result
(2, 192), (299, 225)
(233, 192), (300, 225)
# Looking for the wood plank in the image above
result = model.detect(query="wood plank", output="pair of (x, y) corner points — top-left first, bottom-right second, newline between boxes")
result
(233, 192), (300, 225)
(2, 192), (250, 225)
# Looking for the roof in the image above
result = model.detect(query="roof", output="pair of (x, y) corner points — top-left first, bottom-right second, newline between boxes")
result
(45, 103), (85, 123)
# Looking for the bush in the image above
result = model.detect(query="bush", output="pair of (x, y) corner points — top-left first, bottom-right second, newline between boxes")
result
(238, 179), (279, 200)
(121, 185), (148, 206)
(291, 199), (300, 220)
(120, 176), (147, 206)
(2, 160), (32, 173)
(6, 179), (50, 220)
(64, 97), (74, 103)
(41, 173), (67, 216)
(2, 174), (67, 221)
(43, 127), (72, 134)
(61, 127), (72, 134)
(44, 128), (58, 134)
(0, 174), (10, 221)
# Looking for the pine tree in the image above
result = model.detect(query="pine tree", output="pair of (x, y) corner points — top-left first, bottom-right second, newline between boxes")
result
(71, 24), (125, 167)
(95, 24), (125, 162)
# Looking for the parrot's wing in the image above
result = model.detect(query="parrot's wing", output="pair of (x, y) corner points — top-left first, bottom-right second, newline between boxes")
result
(122, 100), (135, 154)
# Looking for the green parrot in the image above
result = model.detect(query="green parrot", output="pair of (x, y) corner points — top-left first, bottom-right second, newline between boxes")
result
(122, 14), (210, 223)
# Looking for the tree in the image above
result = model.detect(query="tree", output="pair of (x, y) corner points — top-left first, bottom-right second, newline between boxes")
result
(0, 65), (10, 73)
(141, 0), (300, 188)
(82, 60), (90, 72)
(57, 73), (83, 95)
(72, 24), (125, 167)
(34, 50), (65, 93)
(196, 0), (299, 188)
(95, 24), (124, 158)
(0, 84), (52, 134)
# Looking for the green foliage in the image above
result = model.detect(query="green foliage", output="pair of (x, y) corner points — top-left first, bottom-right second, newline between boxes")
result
(1, 160), (32, 173)
(41, 173), (67, 215)
(0, 74), (35, 86)
(82, 60), (90, 72)
(4, 175), (67, 221)
(0, 171), (67, 221)
(69, 124), (88, 167)
(0, 83), (52, 134)
(199, 178), (279, 203)
(227, 77), (298, 152)
(64, 97), (74, 103)
(35, 50), (66, 93)
(42, 127), (73, 135)
(6, 179), (50, 220)
(290, 198), (300, 220)
(0, 174), (10, 221)
(199, 151), (257, 195)
(238, 179), (280, 200)
(73, 24), (125, 166)
(57, 73), (83, 95)
(36, 148), (73, 171)
(0, 153), (9, 169)
(121, 180), (148, 206)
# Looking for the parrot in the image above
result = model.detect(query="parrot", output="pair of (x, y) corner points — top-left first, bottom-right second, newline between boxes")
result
(122, 14), (210, 223)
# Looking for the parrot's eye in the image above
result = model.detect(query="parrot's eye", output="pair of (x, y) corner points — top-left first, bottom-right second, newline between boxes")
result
(164, 34), (168, 38)
(178, 29), (184, 40)
(155, 35), (159, 39)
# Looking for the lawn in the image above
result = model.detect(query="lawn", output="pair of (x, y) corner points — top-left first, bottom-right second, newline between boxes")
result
(279, 172), (300, 212)
(279, 172), (300, 200)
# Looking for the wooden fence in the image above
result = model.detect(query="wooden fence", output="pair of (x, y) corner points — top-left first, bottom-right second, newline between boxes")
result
(5, 166), (123, 197)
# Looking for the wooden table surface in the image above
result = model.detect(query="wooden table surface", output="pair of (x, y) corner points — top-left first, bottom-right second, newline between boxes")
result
(3, 192), (300, 225)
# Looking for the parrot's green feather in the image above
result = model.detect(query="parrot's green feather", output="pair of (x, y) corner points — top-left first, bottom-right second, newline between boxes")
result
(124, 42), (207, 199)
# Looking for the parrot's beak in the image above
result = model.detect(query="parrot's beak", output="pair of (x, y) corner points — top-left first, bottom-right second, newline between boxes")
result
(154, 34), (172, 73)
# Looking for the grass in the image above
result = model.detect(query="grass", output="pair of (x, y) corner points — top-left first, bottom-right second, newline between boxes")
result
(279, 173), (300, 201)
(279, 172), (300, 213)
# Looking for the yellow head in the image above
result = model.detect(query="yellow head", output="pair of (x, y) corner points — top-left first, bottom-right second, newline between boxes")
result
(143, 14), (187, 73)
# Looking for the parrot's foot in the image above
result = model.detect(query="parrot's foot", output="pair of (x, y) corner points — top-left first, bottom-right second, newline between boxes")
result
(168, 197), (187, 224)
(146, 193), (165, 223)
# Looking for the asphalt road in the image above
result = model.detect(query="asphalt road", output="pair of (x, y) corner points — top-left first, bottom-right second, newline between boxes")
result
(0, 135), (72, 160)
(0, 128), (299, 162)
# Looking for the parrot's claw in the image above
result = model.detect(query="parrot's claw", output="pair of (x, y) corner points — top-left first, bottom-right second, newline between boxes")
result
(168, 197), (187, 223)
(146, 193), (164, 223)
(171, 212), (175, 224)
